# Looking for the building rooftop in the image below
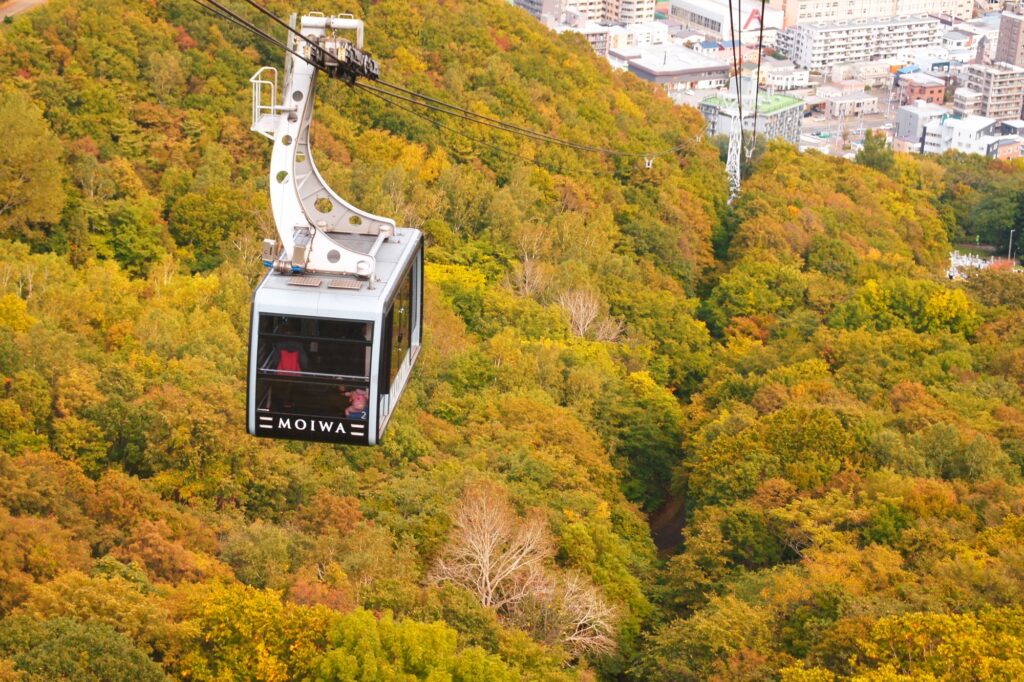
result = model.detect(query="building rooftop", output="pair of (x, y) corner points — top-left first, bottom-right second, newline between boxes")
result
(795, 14), (941, 32)
(552, 20), (610, 37)
(966, 61), (1024, 75)
(947, 115), (996, 133)
(629, 46), (729, 75)
(702, 92), (804, 115)
(901, 72), (945, 86)
(609, 46), (643, 60)
(901, 101), (951, 115)
(830, 92), (876, 102)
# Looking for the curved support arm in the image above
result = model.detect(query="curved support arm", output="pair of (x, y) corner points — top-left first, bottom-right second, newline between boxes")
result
(259, 14), (395, 276)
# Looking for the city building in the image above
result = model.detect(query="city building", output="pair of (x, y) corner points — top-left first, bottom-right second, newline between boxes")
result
(996, 10), (1024, 66)
(1001, 118), (1024, 133)
(922, 113), (1012, 155)
(830, 60), (895, 87)
(513, 0), (563, 23)
(942, 30), (973, 50)
(617, 0), (658, 24)
(894, 100), (951, 145)
(826, 91), (879, 117)
(779, 16), (942, 70)
(699, 90), (804, 144)
(741, 58), (809, 90)
(991, 136), (1023, 158)
(954, 61), (1024, 121)
(668, 0), (784, 45)
(550, 15), (667, 55)
(951, 12), (1004, 63)
(607, 21), (670, 50)
(515, 0), (656, 24)
(954, 85), (985, 113)
(767, 0), (971, 28)
(899, 72), (947, 103)
(552, 19), (612, 54)
(974, 0), (1010, 13)
(626, 45), (731, 90)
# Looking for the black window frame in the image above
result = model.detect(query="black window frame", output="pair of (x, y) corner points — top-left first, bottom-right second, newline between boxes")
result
(255, 313), (374, 420)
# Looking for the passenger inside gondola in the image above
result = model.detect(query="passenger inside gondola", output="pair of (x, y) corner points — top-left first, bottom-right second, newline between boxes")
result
(341, 386), (369, 420)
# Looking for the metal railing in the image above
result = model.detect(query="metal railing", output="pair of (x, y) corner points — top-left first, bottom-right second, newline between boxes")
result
(250, 66), (278, 140)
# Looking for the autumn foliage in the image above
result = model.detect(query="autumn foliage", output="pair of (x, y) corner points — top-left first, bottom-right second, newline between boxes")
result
(1, 0), (1024, 679)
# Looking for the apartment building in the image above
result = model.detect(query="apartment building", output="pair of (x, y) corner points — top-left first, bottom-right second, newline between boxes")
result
(955, 62), (1024, 121)
(607, 21), (669, 50)
(996, 10), (1024, 66)
(779, 15), (942, 70)
(515, 0), (656, 24)
(514, 0), (564, 21)
(612, 0), (657, 24)
(699, 91), (804, 144)
(552, 19), (613, 54)
(668, 0), (784, 45)
(768, 0), (971, 28)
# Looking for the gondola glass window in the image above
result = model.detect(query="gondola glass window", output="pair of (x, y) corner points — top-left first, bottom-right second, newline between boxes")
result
(389, 269), (413, 385)
(255, 315), (373, 419)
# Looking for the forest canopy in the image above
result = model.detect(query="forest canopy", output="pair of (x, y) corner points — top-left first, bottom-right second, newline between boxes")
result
(2, 0), (1024, 680)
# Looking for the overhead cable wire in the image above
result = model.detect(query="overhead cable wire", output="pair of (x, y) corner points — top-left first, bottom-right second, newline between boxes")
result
(190, 0), (697, 164)
(747, 0), (768, 158)
(191, 0), (310, 67)
(370, 78), (689, 159)
(354, 84), (548, 168)
(726, 0), (744, 128)
(241, 0), (324, 53)
(355, 81), (689, 160)
(233, 0), (612, 152)
(226, 0), (696, 161)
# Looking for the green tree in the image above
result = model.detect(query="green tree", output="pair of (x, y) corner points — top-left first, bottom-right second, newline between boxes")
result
(0, 616), (165, 682)
(855, 130), (894, 174)
(0, 89), (65, 241)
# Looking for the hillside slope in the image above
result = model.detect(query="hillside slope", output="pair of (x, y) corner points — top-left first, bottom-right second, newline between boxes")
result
(2, 0), (1024, 680)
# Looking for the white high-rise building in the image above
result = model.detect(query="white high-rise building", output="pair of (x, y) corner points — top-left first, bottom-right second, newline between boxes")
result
(612, 0), (657, 24)
(779, 15), (942, 69)
(767, 0), (972, 28)
(514, 0), (656, 25)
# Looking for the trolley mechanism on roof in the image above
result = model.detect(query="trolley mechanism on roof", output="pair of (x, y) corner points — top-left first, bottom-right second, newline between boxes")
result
(246, 13), (423, 445)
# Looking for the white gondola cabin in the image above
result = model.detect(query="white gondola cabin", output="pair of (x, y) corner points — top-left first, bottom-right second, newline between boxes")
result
(247, 230), (422, 445)
(244, 13), (423, 445)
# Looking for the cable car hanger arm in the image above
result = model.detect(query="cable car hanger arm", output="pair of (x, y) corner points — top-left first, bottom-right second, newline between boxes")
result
(249, 11), (393, 280)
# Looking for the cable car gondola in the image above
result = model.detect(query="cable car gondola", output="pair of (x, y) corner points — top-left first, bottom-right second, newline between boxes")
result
(244, 14), (422, 445)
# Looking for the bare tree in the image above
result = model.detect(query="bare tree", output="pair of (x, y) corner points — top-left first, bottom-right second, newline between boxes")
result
(558, 288), (602, 337)
(431, 483), (619, 659)
(591, 315), (625, 343)
(510, 222), (551, 296)
(558, 571), (617, 657)
(430, 482), (553, 611)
